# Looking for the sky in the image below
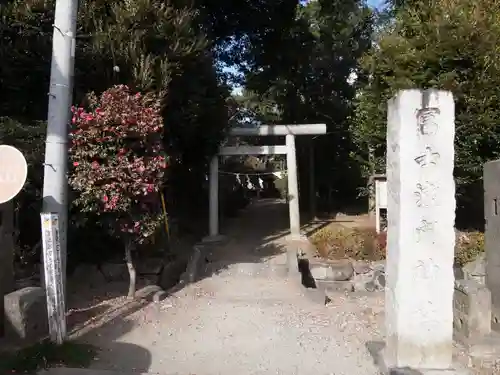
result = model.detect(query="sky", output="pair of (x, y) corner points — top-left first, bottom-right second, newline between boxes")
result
(367, 0), (385, 9)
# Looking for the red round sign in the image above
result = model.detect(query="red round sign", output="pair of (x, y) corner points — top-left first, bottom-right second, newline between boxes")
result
(0, 145), (28, 204)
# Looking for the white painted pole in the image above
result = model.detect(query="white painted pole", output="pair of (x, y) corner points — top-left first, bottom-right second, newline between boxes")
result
(286, 135), (300, 238)
(41, 0), (77, 344)
(209, 156), (219, 237)
(43, 1), (78, 267)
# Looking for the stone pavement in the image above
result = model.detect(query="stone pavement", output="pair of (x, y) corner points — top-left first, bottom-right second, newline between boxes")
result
(41, 199), (384, 375)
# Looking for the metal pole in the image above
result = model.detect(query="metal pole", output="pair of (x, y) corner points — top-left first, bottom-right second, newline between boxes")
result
(41, 0), (78, 343)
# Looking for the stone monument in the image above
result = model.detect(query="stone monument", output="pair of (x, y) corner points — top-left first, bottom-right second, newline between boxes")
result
(0, 144), (28, 337)
(484, 159), (500, 324)
(384, 90), (460, 372)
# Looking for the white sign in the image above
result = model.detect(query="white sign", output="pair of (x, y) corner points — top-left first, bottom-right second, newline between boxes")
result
(0, 145), (28, 204)
(41, 213), (66, 344)
(375, 178), (387, 233)
(376, 179), (387, 209)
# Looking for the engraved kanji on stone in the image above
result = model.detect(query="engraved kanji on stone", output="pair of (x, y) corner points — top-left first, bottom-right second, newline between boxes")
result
(414, 182), (438, 207)
(416, 219), (437, 242)
(414, 259), (440, 280)
(417, 107), (440, 136)
(415, 147), (440, 167)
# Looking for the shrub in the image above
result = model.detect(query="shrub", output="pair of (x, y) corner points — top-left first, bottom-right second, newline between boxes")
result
(69, 85), (167, 297)
(311, 225), (484, 267)
(455, 231), (484, 267)
(310, 225), (386, 261)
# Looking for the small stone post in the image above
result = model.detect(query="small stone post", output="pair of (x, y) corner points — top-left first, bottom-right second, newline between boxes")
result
(385, 90), (456, 370)
(286, 134), (300, 238)
(0, 201), (15, 336)
(209, 155), (219, 237)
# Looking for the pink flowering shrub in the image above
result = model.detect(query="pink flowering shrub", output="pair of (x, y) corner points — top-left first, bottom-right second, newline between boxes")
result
(69, 85), (167, 246)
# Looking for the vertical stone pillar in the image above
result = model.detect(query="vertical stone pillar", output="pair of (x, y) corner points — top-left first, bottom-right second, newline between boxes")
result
(286, 134), (300, 238)
(484, 159), (500, 322)
(308, 141), (316, 219)
(385, 90), (456, 370)
(0, 201), (15, 336)
(209, 156), (219, 237)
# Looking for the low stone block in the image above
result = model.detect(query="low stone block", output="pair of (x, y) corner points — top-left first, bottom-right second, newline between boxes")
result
(309, 259), (353, 281)
(462, 253), (485, 285)
(137, 257), (164, 275)
(352, 269), (386, 292)
(352, 260), (371, 274)
(4, 287), (48, 341)
(453, 279), (491, 341)
(315, 279), (354, 293)
(158, 259), (187, 290)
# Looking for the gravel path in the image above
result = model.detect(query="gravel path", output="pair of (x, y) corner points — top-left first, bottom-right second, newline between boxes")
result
(81, 200), (384, 375)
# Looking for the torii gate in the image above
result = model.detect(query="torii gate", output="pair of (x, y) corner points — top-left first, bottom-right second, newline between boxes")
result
(207, 124), (326, 240)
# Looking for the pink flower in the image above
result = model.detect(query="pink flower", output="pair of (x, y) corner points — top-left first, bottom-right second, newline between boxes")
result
(102, 195), (109, 203)
(73, 162), (79, 167)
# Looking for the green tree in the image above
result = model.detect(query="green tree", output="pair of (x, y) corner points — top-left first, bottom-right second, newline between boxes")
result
(245, 0), (373, 211)
(0, 0), (231, 256)
(352, 0), (500, 227)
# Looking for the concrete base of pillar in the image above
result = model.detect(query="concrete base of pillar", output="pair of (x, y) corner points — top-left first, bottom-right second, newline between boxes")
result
(201, 235), (228, 244)
(369, 342), (472, 375)
(383, 369), (471, 375)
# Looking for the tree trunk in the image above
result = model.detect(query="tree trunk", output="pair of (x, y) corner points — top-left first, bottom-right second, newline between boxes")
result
(124, 240), (136, 299)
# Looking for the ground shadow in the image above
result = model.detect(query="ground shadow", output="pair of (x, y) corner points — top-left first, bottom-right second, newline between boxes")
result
(193, 198), (293, 281)
(63, 286), (167, 373)
(366, 341), (424, 375)
(87, 340), (152, 373)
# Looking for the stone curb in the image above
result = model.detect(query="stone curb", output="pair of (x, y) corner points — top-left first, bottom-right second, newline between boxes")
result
(179, 236), (229, 284)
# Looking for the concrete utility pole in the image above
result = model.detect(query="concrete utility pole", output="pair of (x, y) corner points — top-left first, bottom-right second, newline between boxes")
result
(42, 0), (78, 296)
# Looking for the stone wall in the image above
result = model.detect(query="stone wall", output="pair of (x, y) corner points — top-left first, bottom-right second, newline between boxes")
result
(308, 258), (386, 294)
(453, 279), (491, 342)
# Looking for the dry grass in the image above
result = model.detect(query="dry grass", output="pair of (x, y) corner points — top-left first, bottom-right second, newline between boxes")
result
(309, 224), (386, 261)
(309, 222), (484, 266)
(454, 231), (484, 267)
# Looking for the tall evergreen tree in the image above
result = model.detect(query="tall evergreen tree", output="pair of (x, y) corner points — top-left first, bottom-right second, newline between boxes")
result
(352, 0), (500, 226)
